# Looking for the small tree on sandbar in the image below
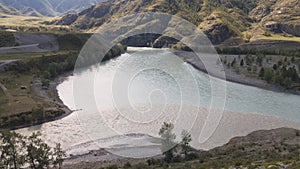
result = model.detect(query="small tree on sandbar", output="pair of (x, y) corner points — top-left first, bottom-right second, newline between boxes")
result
(159, 122), (176, 163)
(181, 130), (192, 155)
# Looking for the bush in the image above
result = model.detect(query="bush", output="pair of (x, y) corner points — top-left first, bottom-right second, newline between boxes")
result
(0, 131), (65, 168)
(0, 31), (16, 47)
(185, 152), (199, 161)
(172, 155), (183, 163)
(124, 161), (132, 168)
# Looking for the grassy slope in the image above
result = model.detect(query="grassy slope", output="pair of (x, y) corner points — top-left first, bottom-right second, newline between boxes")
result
(0, 13), (75, 33)
(0, 72), (38, 116)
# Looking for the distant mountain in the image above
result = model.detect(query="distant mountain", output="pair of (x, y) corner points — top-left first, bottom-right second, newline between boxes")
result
(0, 0), (107, 17)
(53, 0), (300, 45)
(0, 2), (20, 15)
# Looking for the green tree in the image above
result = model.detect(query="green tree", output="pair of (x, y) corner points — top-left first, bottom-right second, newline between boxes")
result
(231, 58), (236, 67)
(159, 122), (176, 163)
(26, 132), (53, 169)
(291, 56), (295, 63)
(0, 130), (26, 169)
(181, 130), (192, 155)
(52, 143), (65, 169)
(282, 77), (292, 88)
(240, 59), (244, 66)
(31, 105), (44, 122)
(259, 67), (265, 78)
(272, 64), (278, 70)
(256, 54), (264, 66)
(264, 69), (273, 83)
(245, 54), (252, 65)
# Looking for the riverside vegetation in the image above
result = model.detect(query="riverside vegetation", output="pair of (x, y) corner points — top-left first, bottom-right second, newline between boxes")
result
(220, 53), (300, 89)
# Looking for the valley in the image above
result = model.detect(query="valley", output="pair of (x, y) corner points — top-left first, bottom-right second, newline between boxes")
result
(0, 0), (299, 168)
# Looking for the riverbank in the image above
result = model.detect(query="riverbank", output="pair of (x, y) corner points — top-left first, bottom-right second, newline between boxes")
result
(174, 50), (300, 95)
(11, 47), (300, 167)
(0, 42), (126, 130)
(15, 104), (300, 167)
(0, 72), (74, 130)
(63, 127), (300, 169)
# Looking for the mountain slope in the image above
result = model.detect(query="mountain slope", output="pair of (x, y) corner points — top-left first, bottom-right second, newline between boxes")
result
(0, 0), (107, 17)
(0, 2), (20, 15)
(54, 0), (300, 45)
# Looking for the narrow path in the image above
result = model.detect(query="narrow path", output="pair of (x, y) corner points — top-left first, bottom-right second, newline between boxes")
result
(0, 82), (7, 92)
(0, 82), (11, 98)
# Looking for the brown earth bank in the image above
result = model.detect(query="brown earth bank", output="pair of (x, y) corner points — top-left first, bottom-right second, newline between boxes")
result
(62, 128), (300, 169)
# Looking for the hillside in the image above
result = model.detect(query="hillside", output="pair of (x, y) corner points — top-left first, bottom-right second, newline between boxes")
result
(64, 128), (300, 169)
(0, 0), (107, 17)
(0, 2), (20, 15)
(54, 0), (300, 45)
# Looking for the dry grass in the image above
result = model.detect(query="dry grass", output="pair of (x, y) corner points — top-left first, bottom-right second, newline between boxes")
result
(258, 34), (300, 42)
(0, 72), (41, 116)
(0, 14), (72, 33)
(0, 50), (72, 62)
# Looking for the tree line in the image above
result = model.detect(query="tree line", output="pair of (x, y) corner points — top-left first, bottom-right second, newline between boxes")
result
(216, 46), (300, 57)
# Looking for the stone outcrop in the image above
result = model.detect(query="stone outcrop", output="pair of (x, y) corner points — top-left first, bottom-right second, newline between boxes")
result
(55, 13), (78, 25)
(250, 4), (271, 21)
(280, 23), (300, 37)
(200, 20), (233, 45)
(120, 34), (161, 47)
(152, 36), (178, 48)
(264, 22), (300, 37)
(264, 21), (281, 32)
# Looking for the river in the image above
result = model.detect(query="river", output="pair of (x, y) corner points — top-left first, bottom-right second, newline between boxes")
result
(17, 47), (300, 158)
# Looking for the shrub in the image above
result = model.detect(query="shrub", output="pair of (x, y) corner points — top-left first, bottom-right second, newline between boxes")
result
(124, 161), (132, 168)
(107, 164), (118, 169)
(185, 152), (199, 161)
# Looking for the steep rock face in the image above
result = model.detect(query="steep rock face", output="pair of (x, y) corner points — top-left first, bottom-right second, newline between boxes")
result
(250, 4), (271, 21)
(204, 23), (233, 44)
(264, 21), (281, 32)
(120, 34), (161, 47)
(55, 13), (78, 25)
(199, 18), (234, 45)
(280, 23), (300, 37)
(84, 3), (110, 18)
(263, 22), (300, 37)
(152, 36), (179, 48)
